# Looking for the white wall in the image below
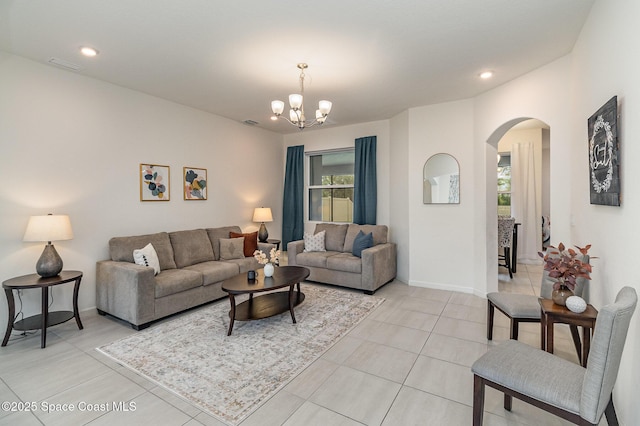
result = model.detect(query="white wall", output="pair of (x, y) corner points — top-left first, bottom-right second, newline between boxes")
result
(389, 110), (410, 282)
(568, 0), (640, 423)
(282, 120), (391, 236)
(0, 53), (284, 332)
(474, 56), (574, 294)
(408, 100), (477, 293)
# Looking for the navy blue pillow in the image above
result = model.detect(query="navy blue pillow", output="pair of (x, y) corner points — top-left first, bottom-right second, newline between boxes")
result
(352, 230), (374, 258)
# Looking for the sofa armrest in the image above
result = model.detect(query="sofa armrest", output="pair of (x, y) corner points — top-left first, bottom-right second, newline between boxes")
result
(361, 243), (397, 292)
(286, 240), (305, 266)
(96, 260), (156, 326)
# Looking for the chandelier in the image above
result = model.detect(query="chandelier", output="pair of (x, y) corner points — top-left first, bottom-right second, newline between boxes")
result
(271, 63), (332, 130)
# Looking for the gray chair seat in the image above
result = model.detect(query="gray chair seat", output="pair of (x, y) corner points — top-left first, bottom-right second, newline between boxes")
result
(487, 293), (541, 318)
(472, 339), (584, 414)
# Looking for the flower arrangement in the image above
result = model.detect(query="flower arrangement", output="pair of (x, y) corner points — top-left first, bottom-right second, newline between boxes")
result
(538, 243), (593, 291)
(253, 248), (280, 265)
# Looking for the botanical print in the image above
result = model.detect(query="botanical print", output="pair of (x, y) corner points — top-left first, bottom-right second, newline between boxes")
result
(588, 96), (620, 206)
(183, 167), (207, 200)
(140, 164), (170, 201)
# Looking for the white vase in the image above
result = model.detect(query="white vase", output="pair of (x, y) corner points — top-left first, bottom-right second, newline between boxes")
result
(264, 263), (274, 277)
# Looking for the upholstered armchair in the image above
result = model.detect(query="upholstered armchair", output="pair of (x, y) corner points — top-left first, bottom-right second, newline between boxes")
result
(487, 254), (589, 346)
(472, 286), (637, 426)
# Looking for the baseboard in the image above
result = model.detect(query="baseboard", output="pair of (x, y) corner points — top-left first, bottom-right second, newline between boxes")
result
(408, 280), (485, 298)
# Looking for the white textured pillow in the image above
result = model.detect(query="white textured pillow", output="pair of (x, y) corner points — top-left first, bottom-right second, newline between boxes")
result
(220, 237), (245, 260)
(133, 243), (161, 275)
(304, 230), (326, 252)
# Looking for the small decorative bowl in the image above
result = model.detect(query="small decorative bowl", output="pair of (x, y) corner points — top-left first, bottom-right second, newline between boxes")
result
(566, 295), (587, 313)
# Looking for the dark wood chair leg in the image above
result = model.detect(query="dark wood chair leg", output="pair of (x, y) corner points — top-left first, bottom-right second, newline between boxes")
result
(487, 301), (495, 340)
(505, 247), (513, 278)
(504, 393), (512, 411)
(604, 395), (619, 426)
(473, 375), (485, 426)
(510, 319), (519, 340)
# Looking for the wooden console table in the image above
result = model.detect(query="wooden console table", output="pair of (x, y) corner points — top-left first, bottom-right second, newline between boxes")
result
(2, 270), (83, 348)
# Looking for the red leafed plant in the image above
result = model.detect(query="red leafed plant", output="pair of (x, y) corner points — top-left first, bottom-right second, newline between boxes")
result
(538, 243), (593, 291)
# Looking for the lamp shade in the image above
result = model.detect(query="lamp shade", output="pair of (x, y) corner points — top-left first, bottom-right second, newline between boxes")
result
(252, 207), (273, 223)
(23, 214), (74, 242)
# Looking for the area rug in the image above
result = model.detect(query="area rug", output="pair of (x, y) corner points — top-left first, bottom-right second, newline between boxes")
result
(97, 284), (384, 425)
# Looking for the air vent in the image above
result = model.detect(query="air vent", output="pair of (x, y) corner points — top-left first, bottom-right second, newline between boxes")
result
(243, 119), (259, 126)
(48, 57), (83, 71)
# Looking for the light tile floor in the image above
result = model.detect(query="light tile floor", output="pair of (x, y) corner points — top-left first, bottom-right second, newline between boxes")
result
(0, 264), (603, 425)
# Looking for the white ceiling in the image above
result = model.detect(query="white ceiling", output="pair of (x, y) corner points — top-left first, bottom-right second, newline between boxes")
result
(0, 0), (594, 134)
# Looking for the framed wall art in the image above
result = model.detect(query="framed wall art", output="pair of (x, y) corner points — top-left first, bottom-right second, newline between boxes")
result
(588, 96), (620, 206)
(140, 164), (170, 201)
(183, 167), (207, 200)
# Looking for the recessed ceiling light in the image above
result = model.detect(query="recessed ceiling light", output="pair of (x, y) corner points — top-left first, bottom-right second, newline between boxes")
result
(80, 47), (99, 57)
(270, 116), (278, 121)
(479, 71), (493, 79)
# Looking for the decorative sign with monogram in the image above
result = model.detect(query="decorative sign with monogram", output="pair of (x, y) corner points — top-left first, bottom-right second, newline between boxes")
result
(588, 96), (620, 206)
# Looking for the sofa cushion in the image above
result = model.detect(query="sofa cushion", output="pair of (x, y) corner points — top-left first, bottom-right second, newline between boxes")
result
(304, 230), (326, 252)
(169, 229), (215, 268)
(222, 257), (262, 274)
(154, 269), (202, 298)
(207, 226), (242, 260)
(183, 261), (239, 286)
(327, 253), (363, 274)
(109, 232), (177, 270)
(220, 237), (245, 260)
(229, 231), (258, 257)
(315, 223), (349, 252)
(296, 251), (339, 268)
(343, 225), (388, 253)
(132, 243), (161, 275)
(352, 231), (374, 258)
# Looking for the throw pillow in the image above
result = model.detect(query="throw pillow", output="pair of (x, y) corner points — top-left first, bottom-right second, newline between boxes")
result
(219, 237), (245, 260)
(133, 243), (161, 275)
(303, 230), (326, 252)
(229, 231), (258, 257)
(352, 231), (374, 258)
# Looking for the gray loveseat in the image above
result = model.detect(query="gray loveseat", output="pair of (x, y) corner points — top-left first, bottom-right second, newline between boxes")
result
(96, 226), (274, 329)
(287, 223), (396, 294)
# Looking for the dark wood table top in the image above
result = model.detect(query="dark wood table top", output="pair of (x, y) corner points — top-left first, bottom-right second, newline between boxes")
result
(222, 266), (309, 295)
(3, 271), (83, 289)
(539, 298), (598, 320)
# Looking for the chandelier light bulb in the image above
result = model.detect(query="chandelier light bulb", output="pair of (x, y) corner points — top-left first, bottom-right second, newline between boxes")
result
(289, 109), (299, 123)
(271, 100), (284, 115)
(289, 94), (303, 110)
(318, 100), (332, 115)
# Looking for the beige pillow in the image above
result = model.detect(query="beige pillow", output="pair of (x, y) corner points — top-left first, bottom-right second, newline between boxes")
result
(219, 237), (245, 260)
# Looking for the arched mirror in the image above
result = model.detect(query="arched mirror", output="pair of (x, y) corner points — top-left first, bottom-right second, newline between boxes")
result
(423, 153), (460, 204)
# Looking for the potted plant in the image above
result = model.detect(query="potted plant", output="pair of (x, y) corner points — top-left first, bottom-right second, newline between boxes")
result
(538, 243), (593, 306)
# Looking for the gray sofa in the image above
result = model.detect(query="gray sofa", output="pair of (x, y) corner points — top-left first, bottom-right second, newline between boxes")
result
(96, 226), (274, 329)
(287, 223), (396, 294)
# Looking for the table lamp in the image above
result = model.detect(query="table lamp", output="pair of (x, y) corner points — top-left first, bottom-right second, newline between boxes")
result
(23, 214), (74, 278)
(252, 207), (273, 242)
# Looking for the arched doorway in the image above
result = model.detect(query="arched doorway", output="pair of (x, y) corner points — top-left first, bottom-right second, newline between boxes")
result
(485, 117), (550, 292)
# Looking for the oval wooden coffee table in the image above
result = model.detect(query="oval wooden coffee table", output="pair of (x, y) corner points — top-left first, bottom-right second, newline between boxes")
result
(221, 266), (310, 336)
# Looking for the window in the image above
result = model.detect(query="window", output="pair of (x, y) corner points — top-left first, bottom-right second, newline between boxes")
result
(308, 150), (355, 222)
(497, 153), (511, 216)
